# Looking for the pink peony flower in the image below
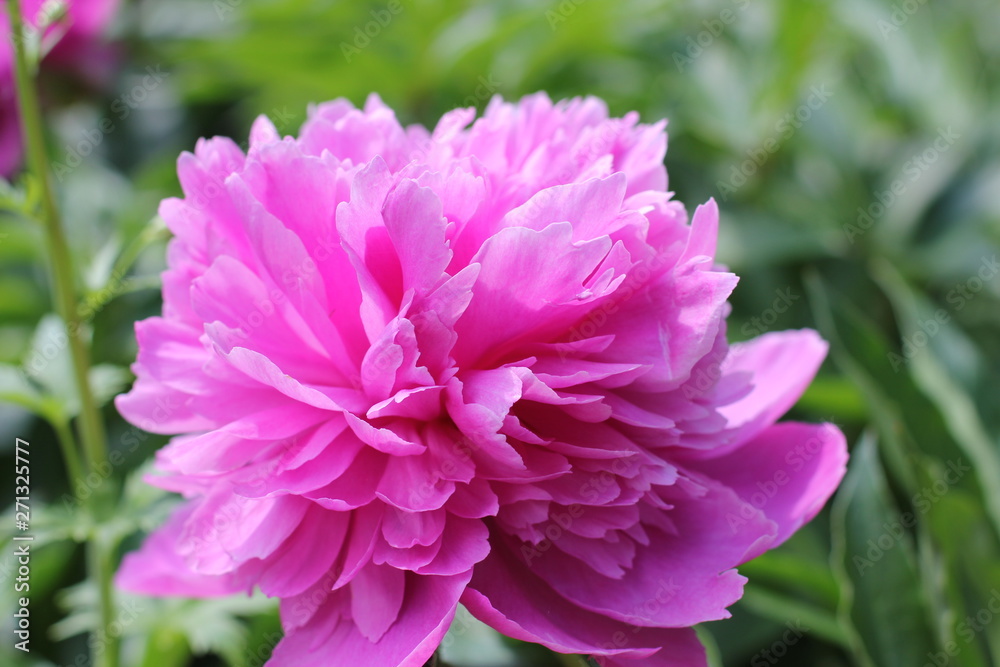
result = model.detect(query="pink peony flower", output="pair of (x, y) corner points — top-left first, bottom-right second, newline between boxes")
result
(116, 93), (848, 667)
(1, 0), (119, 176)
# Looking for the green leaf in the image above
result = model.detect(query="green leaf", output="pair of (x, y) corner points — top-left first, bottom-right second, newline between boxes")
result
(82, 216), (170, 313)
(54, 585), (276, 664)
(89, 364), (131, 408)
(439, 605), (520, 666)
(21, 314), (78, 415)
(806, 270), (996, 526)
(872, 258), (1000, 540)
(830, 433), (940, 667)
(694, 625), (723, 667)
(794, 374), (869, 424)
(739, 532), (842, 610)
(923, 491), (998, 667)
(82, 233), (122, 293)
(138, 627), (190, 667)
(739, 585), (848, 648)
(172, 598), (260, 665)
(805, 270), (921, 491)
(0, 363), (46, 414)
(17, 315), (125, 419)
(0, 177), (31, 218)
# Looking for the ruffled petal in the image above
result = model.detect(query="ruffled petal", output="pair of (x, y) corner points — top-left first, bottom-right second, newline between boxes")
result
(270, 571), (471, 667)
(683, 422), (848, 547)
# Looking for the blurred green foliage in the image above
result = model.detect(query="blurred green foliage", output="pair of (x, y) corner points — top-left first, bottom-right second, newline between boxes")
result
(2, 0), (999, 665)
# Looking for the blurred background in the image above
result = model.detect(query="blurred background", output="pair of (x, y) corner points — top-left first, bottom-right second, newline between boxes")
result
(1, 0), (999, 665)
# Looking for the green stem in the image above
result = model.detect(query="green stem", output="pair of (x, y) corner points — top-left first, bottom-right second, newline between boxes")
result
(7, 3), (117, 667)
(52, 416), (85, 495)
(83, 220), (168, 312)
(113, 274), (162, 297)
(89, 536), (118, 667)
(7, 0), (109, 478)
(106, 218), (168, 288)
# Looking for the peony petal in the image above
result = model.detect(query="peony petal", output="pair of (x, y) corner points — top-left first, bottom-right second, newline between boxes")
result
(381, 179), (452, 293)
(713, 329), (829, 449)
(453, 221), (623, 367)
(683, 422), (848, 548)
(592, 260), (738, 393)
(677, 199), (719, 266)
(464, 534), (705, 663)
(271, 571), (471, 667)
(251, 503), (350, 598)
(501, 174), (628, 241)
(116, 505), (248, 597)
(350, 563), (406, 642)
(335, 157), (405, 341)
(523, 478), (776, 627)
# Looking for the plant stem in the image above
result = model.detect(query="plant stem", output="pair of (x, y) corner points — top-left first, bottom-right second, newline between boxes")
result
(52, 416), (85, 494)
(84, 219), (168, 312)
(106, 218), (169, 288)
(89, 536), (118, 666)
(6, 0), (110, 480)
(7, 3), (117, 667)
